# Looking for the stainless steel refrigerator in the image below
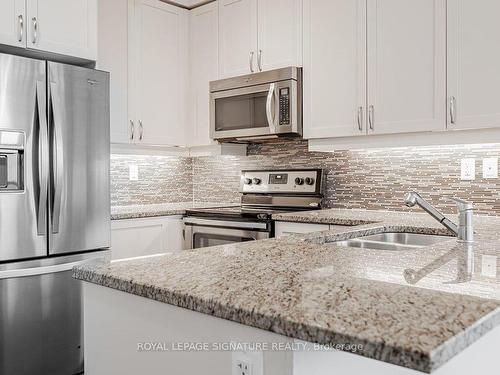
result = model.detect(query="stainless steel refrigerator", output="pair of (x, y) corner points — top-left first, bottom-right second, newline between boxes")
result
(0, 53), (110, 374)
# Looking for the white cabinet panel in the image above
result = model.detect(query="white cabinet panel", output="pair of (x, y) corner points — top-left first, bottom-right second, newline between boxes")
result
(26, 0), (97, 60)
(0, 0), (25, 48)
(130, 0), (188, 146)
(447, 0), (500, 130)
(275, 221), (330, 238)
(111, 216), (183, 260)
(189, 2), (218, 147)
(367, 0), (446, 135)
(257, 0), (302, 71)
(218, 0), (257, 78)
(97, 0), (130, 144)
(303, 0), (366, 139)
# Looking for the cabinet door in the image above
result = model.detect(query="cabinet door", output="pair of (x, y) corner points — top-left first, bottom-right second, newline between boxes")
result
(303, 0), (366, 139)
(0, 0), (25, 48)
(367, 0), (446, 135)
(218, 0), (258, 78)
(189, 2), (218, 147)
(131, 0), (188, 146)
(26, 0), (97, 60)
(257, 0), (302, 71)
(447, 0), (500, 130)
(97, 0), (130, 144)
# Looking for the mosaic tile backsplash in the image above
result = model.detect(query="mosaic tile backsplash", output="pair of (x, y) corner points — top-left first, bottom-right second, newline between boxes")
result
(112, 139), (500, 216)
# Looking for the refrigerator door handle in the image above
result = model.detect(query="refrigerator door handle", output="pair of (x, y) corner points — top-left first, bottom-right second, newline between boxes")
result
(49, 82), (64, 234)
(0, 259), (94, 280)
(36, 81), (48, 236)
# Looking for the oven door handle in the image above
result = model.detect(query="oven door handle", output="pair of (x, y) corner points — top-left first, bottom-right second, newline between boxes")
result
(183, 217), (268, 230)
(266, 83), (277, 134)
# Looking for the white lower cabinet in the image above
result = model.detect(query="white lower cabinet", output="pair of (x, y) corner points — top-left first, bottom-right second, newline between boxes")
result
(111, 216), (184, 260)
(275, 221), (330, 238)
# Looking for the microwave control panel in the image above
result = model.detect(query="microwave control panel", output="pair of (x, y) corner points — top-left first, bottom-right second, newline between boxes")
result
(279, 87), (290, 126)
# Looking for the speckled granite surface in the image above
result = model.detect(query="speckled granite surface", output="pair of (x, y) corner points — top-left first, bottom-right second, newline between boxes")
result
(111, 202), (235, 220)
(74, 209), (500, 373)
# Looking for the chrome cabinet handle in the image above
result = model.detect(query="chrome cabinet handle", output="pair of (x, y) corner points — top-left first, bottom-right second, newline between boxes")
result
(357, 106), (363, 132)
(249, 51), (255, 73)
(18, 15), (23, 42)
(32, 17), (37, 44)
(129, 120), (135, 140)
(450, 96), (456, 125)
(257, 50), (263, 71)
(368, 105), (374, 131)
(139, 120), (143, 141)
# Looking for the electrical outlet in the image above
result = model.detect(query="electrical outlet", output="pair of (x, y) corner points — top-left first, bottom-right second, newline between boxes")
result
(235, 360), (252, 375)
(482, 158), (498, 179)
(129, 164), (139, 181)
(460, 158), (475, 180)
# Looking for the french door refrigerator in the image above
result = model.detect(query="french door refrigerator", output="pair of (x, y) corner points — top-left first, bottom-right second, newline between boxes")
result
(0, 53), (110, 374)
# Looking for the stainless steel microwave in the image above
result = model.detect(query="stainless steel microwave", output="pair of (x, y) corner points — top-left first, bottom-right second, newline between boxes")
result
(210, 66), (302, 141)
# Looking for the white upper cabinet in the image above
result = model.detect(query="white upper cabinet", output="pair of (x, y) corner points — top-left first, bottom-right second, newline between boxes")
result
(0, 0), (25, 48)
(218, 0), (257, 78)
(189, 2), (218, 147)
(97, 0), (129, 144)
(26, 0), (97, 60)
(367, 0), (446, 135)
(218, 0), (302, 78)
(129, 0), (189, 146)
(447, 0), (500, 130)
(303, 0), (366, 139)
(256, 0), (302, 71)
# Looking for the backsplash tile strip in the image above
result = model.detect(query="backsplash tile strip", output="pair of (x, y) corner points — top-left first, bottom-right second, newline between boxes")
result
(112, 140), (500, 216)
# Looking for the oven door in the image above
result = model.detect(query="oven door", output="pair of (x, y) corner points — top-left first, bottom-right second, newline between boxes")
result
(183, 218), (271, 250)
(210, 80), (299, 140)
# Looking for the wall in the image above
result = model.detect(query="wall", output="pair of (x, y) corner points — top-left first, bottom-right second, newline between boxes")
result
(110, 154), (192, 206)
(111, 140), (500, 216)
(192, 140), (500, 215)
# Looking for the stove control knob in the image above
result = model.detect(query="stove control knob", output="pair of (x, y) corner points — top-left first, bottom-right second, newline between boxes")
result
(305, 177), (315, 186)
(295, 177), (304, 185)
(252, 178), (262, 185)
(244, 178), (252, 185)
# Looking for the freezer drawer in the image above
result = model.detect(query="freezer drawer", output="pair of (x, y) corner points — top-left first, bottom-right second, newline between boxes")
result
(0, 251), (110, 375)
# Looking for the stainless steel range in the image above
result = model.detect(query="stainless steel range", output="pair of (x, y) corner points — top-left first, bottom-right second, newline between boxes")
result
(183, 169), (324, 249)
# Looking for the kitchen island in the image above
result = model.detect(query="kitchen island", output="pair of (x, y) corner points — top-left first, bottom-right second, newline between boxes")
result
(74, 209), (500, 375)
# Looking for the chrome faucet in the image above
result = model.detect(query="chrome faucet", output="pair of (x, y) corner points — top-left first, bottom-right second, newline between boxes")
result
(404, 192), (474, 242)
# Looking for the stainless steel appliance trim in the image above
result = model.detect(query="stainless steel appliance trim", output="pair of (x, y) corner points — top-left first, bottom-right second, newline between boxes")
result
(0, 259), (94, 280)
(49, 82), (64, 234)
(18, 14), (23, 42)
(241, 195), (323, 208)
(0, 130), (25, 149)
(210, 66), (300, 93)
(266, 82), (277, 133)
(36, 81), (48, 235)
(183, 217), (268, 230)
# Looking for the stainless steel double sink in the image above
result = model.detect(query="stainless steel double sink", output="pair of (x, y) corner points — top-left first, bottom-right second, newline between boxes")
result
(332, 232), (452, 251)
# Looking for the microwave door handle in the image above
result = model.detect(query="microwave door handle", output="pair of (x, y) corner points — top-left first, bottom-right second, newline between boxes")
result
(266, 83), (277, 133)
(35, 81), (48, 236)
(49, 82), (64, 234)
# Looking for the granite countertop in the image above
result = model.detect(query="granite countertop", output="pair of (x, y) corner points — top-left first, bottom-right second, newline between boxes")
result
(111, 201), (237, 220)
(74, 209), (500, 373)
